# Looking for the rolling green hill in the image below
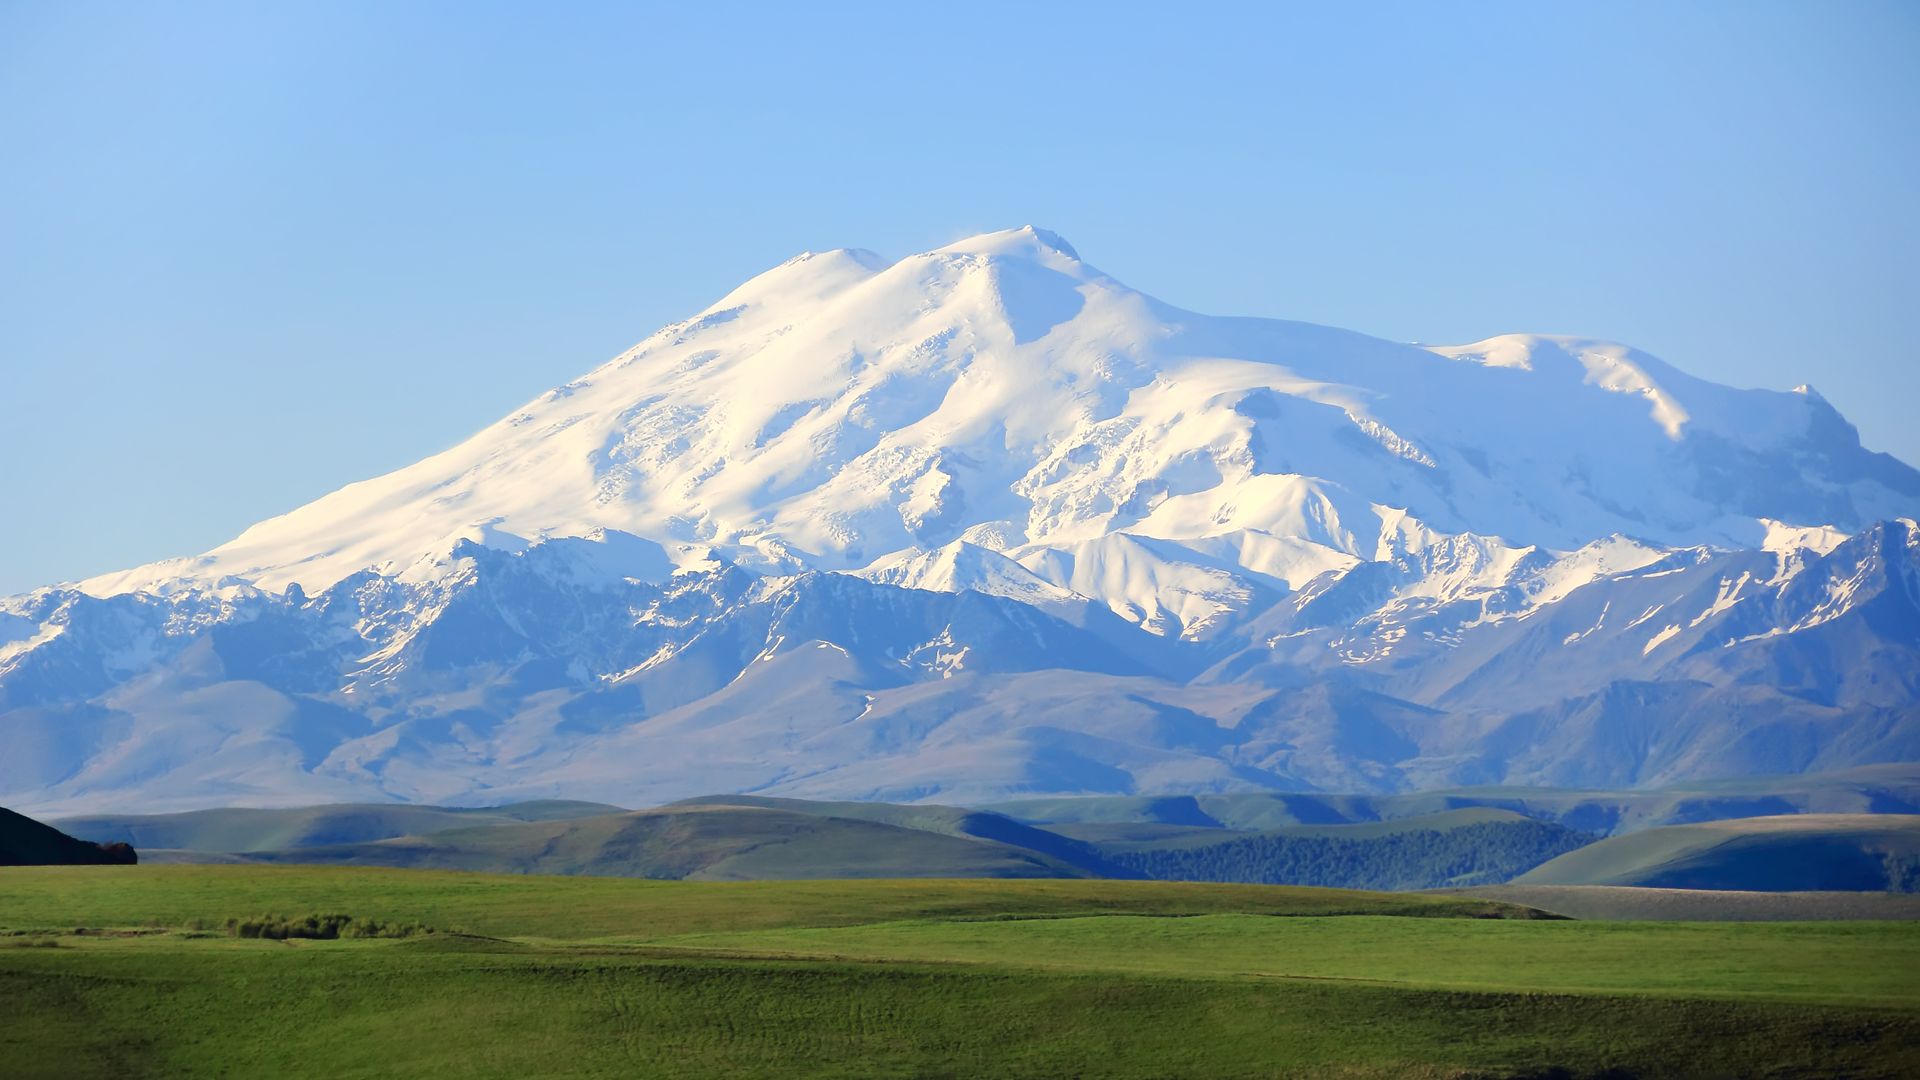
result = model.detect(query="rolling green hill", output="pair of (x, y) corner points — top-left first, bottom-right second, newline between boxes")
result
(45, 799), (1598, 888)
(240, 805), (1104, 880)
(0, 807), (137, 866)
(45, 798), (1588, 888)
(53, 799), (624, 853)
(669, 794), (1129, 874)
(1516, 813), (1920, 890)
(52, 785), (1920, 892)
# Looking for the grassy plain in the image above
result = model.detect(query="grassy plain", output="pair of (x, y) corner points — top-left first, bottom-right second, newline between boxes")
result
(2, 866), (1916, 1079)
(0, 865), (1504, 937)
(1443, 884), (1920, 921)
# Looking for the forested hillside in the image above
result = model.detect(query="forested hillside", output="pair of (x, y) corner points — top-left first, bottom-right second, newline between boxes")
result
(1101, 817), (1592, 890)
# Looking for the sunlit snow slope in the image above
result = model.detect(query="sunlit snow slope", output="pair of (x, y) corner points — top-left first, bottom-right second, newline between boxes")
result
(84, 227), (1915, 616)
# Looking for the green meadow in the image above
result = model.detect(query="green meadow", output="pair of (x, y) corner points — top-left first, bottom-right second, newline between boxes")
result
(2, 866), (1916, 1079)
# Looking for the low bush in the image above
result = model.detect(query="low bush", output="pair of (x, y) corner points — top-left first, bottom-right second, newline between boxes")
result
(1885, 854), (1920, 893)
(225, 913), (434, 940)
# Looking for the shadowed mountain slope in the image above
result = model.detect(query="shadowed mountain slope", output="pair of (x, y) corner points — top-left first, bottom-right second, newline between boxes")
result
(1515, 814), (1920, 891)
(1, 806), (135, 866)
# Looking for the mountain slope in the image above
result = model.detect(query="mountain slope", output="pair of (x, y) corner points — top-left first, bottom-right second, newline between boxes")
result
(53, 800), (624, 853)
(3, 227), (1918, 814)
(670, 794), (1130, 876)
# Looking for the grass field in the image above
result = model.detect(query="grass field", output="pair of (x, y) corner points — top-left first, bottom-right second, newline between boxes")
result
(1438, 884), (1920, 921)
(0, 865), (1508, 937)
(2, 866), (1917, 1078)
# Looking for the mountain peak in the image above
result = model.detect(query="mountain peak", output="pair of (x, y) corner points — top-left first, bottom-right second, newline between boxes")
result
(933, 225), (1080, 261)
(706, 246), (889, 312)
(60, 229), (1920, 605)
(10, 229), (1920, 815)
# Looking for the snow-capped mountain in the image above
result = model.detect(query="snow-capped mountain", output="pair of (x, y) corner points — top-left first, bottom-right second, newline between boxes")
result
(5, 227), (1917, 814)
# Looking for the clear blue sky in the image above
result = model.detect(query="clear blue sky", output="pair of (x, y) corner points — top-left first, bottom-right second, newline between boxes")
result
(3, 1), (1915, 594)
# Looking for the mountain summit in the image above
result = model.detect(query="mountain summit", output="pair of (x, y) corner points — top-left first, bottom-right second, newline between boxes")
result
(81, 227), (1919, 606)
(6, 229), (1918, 813)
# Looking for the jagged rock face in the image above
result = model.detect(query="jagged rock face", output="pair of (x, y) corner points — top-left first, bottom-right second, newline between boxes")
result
(3, 229), (1917, 814)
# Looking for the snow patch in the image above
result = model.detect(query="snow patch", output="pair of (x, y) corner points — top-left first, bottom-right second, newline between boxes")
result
(1642, 623), (1682, 655)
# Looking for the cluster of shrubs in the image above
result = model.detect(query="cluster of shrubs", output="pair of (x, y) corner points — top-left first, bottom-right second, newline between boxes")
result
(1885, 854), (1920, 894)
(225, 913), (434, 940)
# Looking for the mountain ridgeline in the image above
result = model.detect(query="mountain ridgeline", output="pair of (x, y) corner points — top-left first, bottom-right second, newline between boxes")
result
(4, 227), (1918, 815)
